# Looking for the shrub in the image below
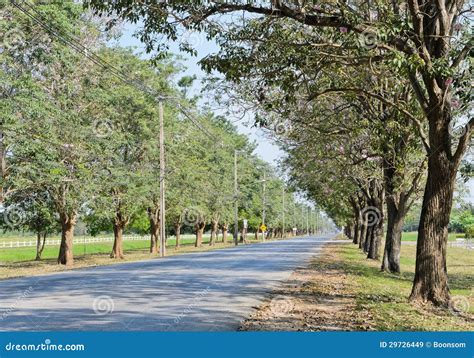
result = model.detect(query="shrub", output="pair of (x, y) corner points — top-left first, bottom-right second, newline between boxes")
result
(465, 225), (474, 239)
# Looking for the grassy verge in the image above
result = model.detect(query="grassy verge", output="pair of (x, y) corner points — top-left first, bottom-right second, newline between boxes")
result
(0, 232), (114, 243)
(0, 235), (207, 262)
(338, 242), (473, 330)
(401, 231), (462, 241)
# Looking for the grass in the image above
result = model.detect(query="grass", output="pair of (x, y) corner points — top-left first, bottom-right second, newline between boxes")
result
(401, 231), (462, 241)
(336, 242), (474, 330)
(0, 232), (120, 243)
(0, 234), (203, 263)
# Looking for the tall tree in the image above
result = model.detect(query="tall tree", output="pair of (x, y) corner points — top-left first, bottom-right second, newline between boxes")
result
(85, 0), (473, 305)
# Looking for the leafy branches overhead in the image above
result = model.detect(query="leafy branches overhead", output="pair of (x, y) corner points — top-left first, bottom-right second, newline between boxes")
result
(83, 0), (473, 304)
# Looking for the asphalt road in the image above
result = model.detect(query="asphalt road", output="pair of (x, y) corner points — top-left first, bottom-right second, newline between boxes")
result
(0, 236), (334, 331)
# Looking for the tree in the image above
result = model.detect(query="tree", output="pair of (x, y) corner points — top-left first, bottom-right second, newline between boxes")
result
(83, 48), (165, 259)
(3, 1), (116, 266)
(85, 0), (473, 305)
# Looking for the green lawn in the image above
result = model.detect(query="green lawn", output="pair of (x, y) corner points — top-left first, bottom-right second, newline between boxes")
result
(338, 243), (474, 330)
(401, 231), (463, 241)
(0, 232), (116, 244)
(0, 234), (213, 263)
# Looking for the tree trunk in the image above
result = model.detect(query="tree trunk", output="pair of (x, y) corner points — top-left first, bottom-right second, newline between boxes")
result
(58, 213), (76, 266)
(195, 221), (205, 247)
(149, 219), (159, 254)
(209, 220), (218, 246)
(174, 222), (181, 248)
(363, 180), (384, 260)
(35, 232), (46, 261)
(353, 222), (359, 244)
(148, 207), (159, 254)
(363, 225), (372, 253)
(409, 140), (457, 305)
(266, 228), (272, 240)
(367, 217), (383, 260)
(359, 221), (367, 250)
(222, 224), (228, 244)
(351, 204), (360, 244)
(381, 195), (407, 273)
(111, 218), (126, 259)
(344, 225), (350, 239)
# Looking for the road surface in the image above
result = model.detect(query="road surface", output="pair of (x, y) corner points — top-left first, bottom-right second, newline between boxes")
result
(0, 236), (334, 331)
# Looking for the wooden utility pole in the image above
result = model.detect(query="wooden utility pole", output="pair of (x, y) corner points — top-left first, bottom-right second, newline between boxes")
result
(301, 205), (305, 235)
(262, 172), (266, 241)
(293, 201), (296, 235)
(159, 101), (166, 257)
(282, 186), (285, 238)
(307, 207), (310, 235)
(316, 210), (319, 234)
(233, 149), (239, 246)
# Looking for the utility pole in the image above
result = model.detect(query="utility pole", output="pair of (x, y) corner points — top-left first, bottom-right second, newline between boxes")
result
(306, 206), (311, 236)
(282, 186), (285, 238)
(159, 101), (166, 257)
(262, 172), (266, 241)
(316, 209), (319, 235)
(293, 201), (296, 236)
(312, 210), (316, 234)
(301, 205), (305, 235)
(233, 150), (239, 246)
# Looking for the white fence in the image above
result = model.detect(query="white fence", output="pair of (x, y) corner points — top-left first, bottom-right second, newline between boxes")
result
(450, 238), (474, 250)
(0, 235), (148, 249)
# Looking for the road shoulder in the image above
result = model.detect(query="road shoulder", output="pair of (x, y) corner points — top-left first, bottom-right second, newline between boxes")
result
(240, 241), (367, 331)
(240, 240), (474, 331)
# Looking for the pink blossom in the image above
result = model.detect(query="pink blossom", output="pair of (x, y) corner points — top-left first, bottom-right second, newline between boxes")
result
(445, 78), (453, 86)
(339, 27), (348, 33)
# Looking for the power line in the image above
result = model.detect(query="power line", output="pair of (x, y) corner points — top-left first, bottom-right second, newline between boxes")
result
(12, 0), (168, 102)
(11, 0), (220, 141)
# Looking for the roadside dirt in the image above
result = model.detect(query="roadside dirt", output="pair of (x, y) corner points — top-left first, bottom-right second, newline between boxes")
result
(240, 243), (371, 331)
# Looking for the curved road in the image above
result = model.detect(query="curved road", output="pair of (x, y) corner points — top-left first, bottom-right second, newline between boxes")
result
(0, 236), (334, 331)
